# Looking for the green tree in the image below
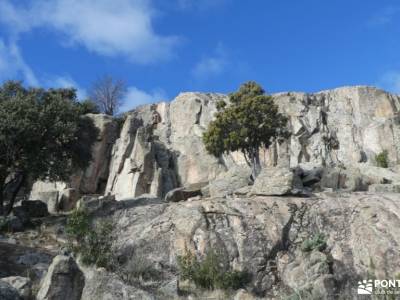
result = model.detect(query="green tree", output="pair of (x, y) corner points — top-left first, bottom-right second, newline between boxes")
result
(0, 81), (99, 215)
(203, 81), (289, 179)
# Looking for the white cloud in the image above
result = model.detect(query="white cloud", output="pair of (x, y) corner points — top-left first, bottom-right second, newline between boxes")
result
(0, 0), (179, 64)
(119, 86), (167, 112)
(192, 44), (228, 79)
(0, 39), (38, 86)
(377, 71), (400, 94)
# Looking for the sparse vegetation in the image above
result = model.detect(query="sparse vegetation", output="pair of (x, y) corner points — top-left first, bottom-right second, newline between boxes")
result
(301, 233), (327, 253)
(177, 247), (251, 291)
(375, 150), (389, 168)
(66, 208), (113, 268)
(118, 252), (161, 285)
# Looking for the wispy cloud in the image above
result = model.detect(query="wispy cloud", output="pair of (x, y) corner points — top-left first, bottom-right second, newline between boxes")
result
(0, 0), (179, 64)
(377, 71), (400, 94)
(192, 44), (228, 79)
(119, 87), (167, 112)
(369, 6), (400, 27)
(0, 39), (38, 86)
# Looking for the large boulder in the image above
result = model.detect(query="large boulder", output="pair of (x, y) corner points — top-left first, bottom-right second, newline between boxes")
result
(36, 255), (84, 300)
(164, 183), (205, 202)
(209, 165), (252, 198)
(15, 200), (48, 218)
(251, 167), (303, 196)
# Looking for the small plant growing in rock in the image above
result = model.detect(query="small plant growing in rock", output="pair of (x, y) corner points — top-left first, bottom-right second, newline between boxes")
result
(66, 208), (114, 268)
(301, 233), (327, 253)
(375, 150), (389, 168)
(118, 252), (161, 285)
(177, 247), (251, 290)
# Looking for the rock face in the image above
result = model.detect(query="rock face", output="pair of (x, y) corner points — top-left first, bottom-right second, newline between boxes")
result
(36, 255), (84, 300)
(105, 93), (230, 200)
(270, 86), (400, 168)
(104, 86), (400, 200)
(30, 114), (118, 211)
(27, 86), (400, 202)
(83, 191), (400, 299)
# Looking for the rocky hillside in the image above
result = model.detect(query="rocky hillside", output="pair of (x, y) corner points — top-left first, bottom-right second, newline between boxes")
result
(1, 86), (400, 299)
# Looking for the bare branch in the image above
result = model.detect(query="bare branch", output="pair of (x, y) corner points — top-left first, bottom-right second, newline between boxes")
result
(90, 75), (127, 115)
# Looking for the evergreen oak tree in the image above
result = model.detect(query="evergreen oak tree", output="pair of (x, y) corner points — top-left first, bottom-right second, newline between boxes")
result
(203, 81), (289, 180)
(0, 81), (99, 215)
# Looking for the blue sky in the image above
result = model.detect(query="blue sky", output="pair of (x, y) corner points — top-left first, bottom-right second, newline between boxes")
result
(0, 0), (399, 111)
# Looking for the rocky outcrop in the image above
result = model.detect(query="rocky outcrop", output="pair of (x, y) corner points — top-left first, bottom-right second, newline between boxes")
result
(37, 255), (84, 300)
(27, 86), (400, 203)
(105, 93), (230, 200)
(270, 86), (400, 168)
(74, 191), (398, 299)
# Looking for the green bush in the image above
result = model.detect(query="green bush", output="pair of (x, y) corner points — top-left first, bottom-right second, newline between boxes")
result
(66, 208), (113, 268)
(375, 150), (389, 168)
(301, 233), (327, 253)
(177, 248), (251, 291)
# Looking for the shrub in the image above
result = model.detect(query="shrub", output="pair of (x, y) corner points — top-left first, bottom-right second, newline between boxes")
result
(375, 150), (389, 168)
(118, 253), (161, 285)
(177, 248), (251, 291)
(66, 208), (114, 268)
(301, 233), (327, 253)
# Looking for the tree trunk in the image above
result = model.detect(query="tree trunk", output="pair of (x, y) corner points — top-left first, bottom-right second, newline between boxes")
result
(0, 187), (4, 216)
(0, 175), (5, 216)
(250, 148), (261, 181)
(5, 174), (25, 215)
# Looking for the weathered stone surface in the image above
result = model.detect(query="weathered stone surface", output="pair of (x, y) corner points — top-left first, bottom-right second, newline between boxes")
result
(251, 167), (303, 196)
(79, 114), (118, 194)
(0, 277), (31, 300)
(82, 191), (400, 299)
(36, 255), (84, 300)
(0, 281), (20, 300)
(271, 87), (400, 168)
(81, 268), (155, 300)
(368, 183), (400, 193)
(209, 165), (252, 198)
